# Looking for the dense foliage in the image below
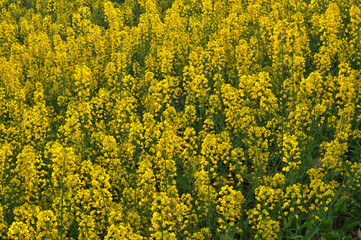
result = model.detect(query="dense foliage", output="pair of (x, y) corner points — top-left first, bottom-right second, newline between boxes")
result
(1, 0), (361, 239)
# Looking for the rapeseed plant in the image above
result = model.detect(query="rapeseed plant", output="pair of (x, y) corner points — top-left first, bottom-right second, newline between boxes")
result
(0, 0), (361, 239)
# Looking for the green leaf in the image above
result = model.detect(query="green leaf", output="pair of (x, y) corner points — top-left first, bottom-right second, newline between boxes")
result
(342, 218), (361, 233)
(333, 197), (349, 214)
(320, 219), (333, 232)
(289, 235), (304, 239)
(322, 231), (342, 240)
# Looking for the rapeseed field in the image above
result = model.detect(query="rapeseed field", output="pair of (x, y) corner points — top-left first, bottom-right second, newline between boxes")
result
(0, 0), (361, 239)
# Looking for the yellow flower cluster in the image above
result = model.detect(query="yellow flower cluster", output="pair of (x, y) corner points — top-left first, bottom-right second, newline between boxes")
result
(216, 185), (244, 233)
